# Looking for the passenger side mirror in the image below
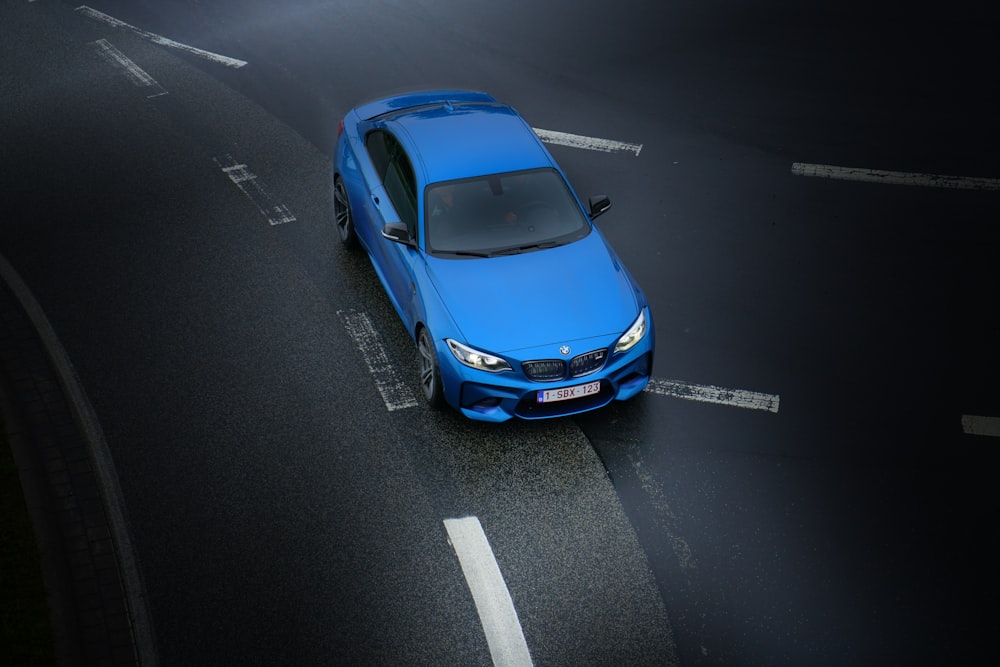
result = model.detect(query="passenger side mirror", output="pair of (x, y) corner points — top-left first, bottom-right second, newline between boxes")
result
(588, 195), (612, 219)
(382, 221), (415, 245)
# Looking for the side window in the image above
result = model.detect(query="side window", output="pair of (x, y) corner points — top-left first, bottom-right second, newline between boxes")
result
(365, 130), (392, 181)
(385, 152), (417, 238)
(366, 129), (418, 239)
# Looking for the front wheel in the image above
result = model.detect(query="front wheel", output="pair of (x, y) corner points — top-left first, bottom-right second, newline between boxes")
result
(417, 326), (445, 410)
(332, 176), (358, 247)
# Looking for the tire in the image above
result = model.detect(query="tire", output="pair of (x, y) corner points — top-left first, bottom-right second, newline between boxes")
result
(332, 176), (358, 247)
(417, 326), (445, 410)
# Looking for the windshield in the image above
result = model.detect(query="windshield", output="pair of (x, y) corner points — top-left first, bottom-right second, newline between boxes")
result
(425, 168), (591, 258)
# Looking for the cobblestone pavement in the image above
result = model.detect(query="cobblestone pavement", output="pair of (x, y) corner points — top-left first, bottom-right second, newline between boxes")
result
(1, 256), (144, 666)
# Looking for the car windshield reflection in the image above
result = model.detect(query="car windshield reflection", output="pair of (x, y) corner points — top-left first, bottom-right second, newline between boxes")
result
(425, 168), (590, 258)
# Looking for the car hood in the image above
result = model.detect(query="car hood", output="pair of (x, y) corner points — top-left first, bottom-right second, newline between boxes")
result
(425, 233), (639, 353)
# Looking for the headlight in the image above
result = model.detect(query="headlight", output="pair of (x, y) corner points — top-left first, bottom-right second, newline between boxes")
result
(446, 339), (512, 373)
(614, 309), (647, 353)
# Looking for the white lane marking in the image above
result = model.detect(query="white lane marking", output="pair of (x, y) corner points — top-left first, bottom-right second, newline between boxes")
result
(444, 517), (533, 667)
(335, 311), (778, 416)
(76, 5), (248, 68)
(533, 128), (642, 156)
(646, 378), (780, 413)
(791, 162), (1000, 191)
(90, 39), (167, 98)
(213, 155), (296, 225)
(962, 415), (1000, 437)
(337, 310), (419, 411)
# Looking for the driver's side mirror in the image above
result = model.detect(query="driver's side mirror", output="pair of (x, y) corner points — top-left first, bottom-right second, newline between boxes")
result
(382, 221), (414, 246)
(588, 195), (612, 220)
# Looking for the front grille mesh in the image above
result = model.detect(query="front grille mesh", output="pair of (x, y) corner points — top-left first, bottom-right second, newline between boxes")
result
(522, 359), (565, 381)
(569, 349), (607, 377)
(523, 348), (608, 381)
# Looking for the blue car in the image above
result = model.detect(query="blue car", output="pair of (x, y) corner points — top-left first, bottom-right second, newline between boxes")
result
(333, 90), (653, 421)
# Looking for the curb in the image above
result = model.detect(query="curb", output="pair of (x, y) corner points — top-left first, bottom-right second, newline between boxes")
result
(0, 253), (157, 666)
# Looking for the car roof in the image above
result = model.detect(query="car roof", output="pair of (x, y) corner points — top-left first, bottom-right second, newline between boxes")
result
(381, 101), (555, 185)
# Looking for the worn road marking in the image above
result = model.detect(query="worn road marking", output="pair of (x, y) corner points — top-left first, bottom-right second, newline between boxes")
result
(444, 517), (533, 667)
(77, 5), (247, 68)
(337, 310), (419, 411)
(624, 440), (696, 571)
(213, 155), (296, 225)
(646, 378), (780, 413)
(962, 415), (1000, 437)
(791, 162), (1000, 191)
(533, 128), (642, 156)
(90, 39), (167, 98)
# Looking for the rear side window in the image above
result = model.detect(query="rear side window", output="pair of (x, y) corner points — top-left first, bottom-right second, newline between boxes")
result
(366, 131), (393, 181)
(366, 130), (418, 238)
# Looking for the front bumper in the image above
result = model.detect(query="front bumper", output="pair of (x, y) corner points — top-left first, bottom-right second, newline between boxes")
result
(445, 343), (653, 422)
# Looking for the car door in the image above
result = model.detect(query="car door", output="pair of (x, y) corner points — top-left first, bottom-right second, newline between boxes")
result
(365, 129), (420, 330)
(359, 128), (394, 255)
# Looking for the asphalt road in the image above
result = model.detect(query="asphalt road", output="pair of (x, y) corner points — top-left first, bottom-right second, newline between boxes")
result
(3, 0), (998, 664)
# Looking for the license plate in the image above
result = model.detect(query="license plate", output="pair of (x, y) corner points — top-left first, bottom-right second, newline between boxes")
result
(537, 380), (601, 403)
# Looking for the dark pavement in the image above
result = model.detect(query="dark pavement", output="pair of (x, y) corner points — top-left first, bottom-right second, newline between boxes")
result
(3, 0), (997, 664)
(1, 2), (151, 663)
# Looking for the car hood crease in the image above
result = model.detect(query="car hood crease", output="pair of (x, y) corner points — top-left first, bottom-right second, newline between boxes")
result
(425, 234), (639, 354)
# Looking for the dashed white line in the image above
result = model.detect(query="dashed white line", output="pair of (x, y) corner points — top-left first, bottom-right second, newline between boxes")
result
(335, 311), (777, 416)
(337, 310), (419, 411)
(334, 318), (779, 416)
(533, 128), (642, 156)
(791, 162), (1000, 191)
(76, 5), (247, 68)
(962, 415), (1000, 437)
(90, 38), (167, 98)
(444, 517), (533, 667)
(646, 378), (780, 413)
(213, 155), (296, 225)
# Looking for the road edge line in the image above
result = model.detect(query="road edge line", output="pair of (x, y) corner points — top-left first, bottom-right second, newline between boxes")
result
(444, 516), (533, 667)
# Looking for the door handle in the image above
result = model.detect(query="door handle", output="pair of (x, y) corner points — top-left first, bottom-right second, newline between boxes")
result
(371, 194), (380, 206)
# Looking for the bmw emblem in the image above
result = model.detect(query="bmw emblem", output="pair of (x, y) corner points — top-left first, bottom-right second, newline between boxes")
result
(560, 345), (571, 356)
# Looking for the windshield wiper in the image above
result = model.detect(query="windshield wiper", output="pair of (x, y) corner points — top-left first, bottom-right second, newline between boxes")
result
(435, 249), (492, 258)
(490, 241), (560, 256)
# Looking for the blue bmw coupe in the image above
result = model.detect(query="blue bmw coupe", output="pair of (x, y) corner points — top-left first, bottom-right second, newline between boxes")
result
(333, 90), (653, 421)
